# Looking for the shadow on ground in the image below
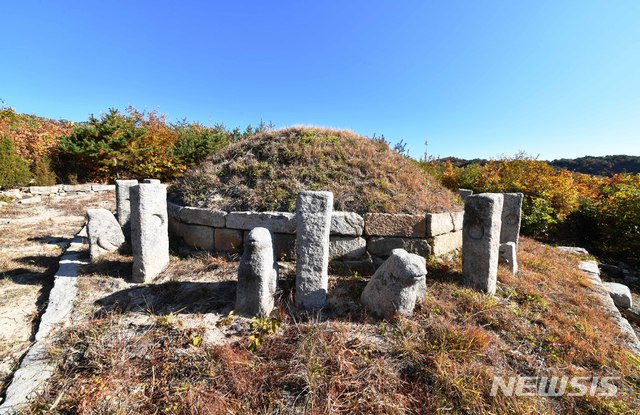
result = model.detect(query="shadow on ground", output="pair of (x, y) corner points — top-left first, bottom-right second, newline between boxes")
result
(96, 280), (237, 316)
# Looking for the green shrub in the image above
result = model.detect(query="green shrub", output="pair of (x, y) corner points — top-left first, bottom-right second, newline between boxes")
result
(0, 136), (32, 188)
(32, 156), (57, 186)
(171, 122), (230, 166)
(521, 195), (559, 237)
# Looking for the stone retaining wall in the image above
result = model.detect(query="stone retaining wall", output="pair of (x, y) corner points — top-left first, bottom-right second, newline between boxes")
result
(167, 202), (463, 269)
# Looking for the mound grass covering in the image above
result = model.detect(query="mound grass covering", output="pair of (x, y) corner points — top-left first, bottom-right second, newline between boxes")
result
(173, 126), (459, 213)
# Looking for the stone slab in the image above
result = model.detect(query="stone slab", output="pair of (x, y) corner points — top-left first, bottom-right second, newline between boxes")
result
(431, 230), (462, 257)
(179, 206), (226, 227)
(215, 228), (243, 253)
(91, 184), (115, 192)
(364, 213), (426, 237)
(426, 212), (454, 236)
(226, 211), (296, 234)
(181, 224), (215, 250)
(329, 236), (367, 260)
(367, 236), (431, 258)
(29, 185), (60, 195)
(330, 211), (364, 236)
(603, 282), (633, 309)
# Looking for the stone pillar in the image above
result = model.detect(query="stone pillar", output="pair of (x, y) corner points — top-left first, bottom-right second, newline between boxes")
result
(295, 191), (333, 310)
(86, 208), (125, 262)
(361, 248), (427, 319)
(499, 242), (518, 275)
(458, 188), (473, 200)
(236, 227), (278, 316)
(462, 193), (503, 295)
(500, 193), (523, 245)
(130, 183), (169, 283)
(115, 179), (138, 243)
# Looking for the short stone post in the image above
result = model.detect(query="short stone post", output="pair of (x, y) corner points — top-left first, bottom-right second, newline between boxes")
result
(86, 208), (125, 262)
(235, 227), (278, 316)
(458, 188), (473, 200)
(499, 242), (518, 275)
(361, 248), (427, 319)
(115, 179), (138, 243)
(295, 191), (333, 310)
(500, 193), (523, 245)
(130, 183), (169, 283)
(462, 193), (504, 295)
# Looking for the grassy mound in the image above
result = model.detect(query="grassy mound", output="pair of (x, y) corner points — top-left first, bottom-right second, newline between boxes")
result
(172, 126), (460, 213)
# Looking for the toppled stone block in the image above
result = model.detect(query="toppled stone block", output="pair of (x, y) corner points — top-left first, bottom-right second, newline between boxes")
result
(86, 208), (125, 262)
(499, 242), (518, 275)
(331, 211), (364, 236)
(29, 185), (60, 195)
(215, 228), (243, 253)
(91, 184), (115, 192)
(361, 248), (427, 319)
(227, 211), (296, 234)
(364, 213), (426, 237)
(62, 184), (92, 192)
(116, 179), (138, 242)
(367, 236), (431, 258)
(296, 191), (333, 310)
(431, 230), (462, 257)
(462, 193), (504, 295)
(19, 196), (41, 204)
(458, 189), (473, 200)
(130, 183), (169, 283)
(181, 224), (215, 250)
(329, 236), (367, 260)
(236, 227), (278, 316)
(603, 282), (633, 309)
(179, 206), (226, 227)
(426, 212), (454, 236)
(500, 193), (523, 245)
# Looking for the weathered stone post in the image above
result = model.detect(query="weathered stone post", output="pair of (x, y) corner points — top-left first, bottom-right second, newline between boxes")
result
(115, 179), (138, 242)
(499, 242), (518, 275)
(295, 191), (333, 310)
(500, 192), (523, 245)
(361, 248), (427, 319)
(458, 188), (473, 200)
(462, 193), (504, 295)
(236, 227), (278, 316)
(86, 208), (125, 262)
(130, 183), (169, 283)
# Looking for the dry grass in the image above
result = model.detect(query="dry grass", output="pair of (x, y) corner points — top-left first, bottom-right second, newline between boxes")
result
(172, 126), (460, 214)
(30, 237), (640, 414)
(0, 191), (114, 393)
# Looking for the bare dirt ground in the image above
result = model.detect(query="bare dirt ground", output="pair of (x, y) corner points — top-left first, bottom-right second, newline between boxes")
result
(0, 191), (114, 393)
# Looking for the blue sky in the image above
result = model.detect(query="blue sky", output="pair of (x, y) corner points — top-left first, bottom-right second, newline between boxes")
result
(1, 1), (639, 160)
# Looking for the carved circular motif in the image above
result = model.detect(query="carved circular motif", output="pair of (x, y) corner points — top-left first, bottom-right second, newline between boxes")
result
(468, 223), (484, 240)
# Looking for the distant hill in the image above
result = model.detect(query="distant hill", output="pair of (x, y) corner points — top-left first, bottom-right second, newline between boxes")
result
(436, 155), (640, 177)
(550, 155), (640, 176)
